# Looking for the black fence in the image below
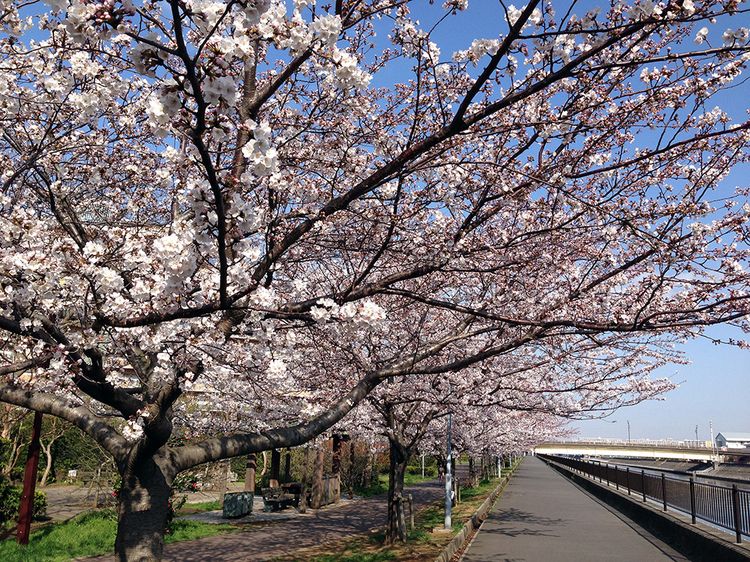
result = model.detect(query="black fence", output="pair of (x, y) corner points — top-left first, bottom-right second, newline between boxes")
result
(538, 454), (750, 544)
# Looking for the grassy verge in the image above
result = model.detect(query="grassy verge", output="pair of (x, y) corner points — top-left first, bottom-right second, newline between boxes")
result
(0, 509), (236, 562)
(276, 464), (519, 562)
(177, 499), (222, 515)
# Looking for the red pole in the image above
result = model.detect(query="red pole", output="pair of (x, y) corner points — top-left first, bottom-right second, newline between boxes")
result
(17, 411), (43, 545)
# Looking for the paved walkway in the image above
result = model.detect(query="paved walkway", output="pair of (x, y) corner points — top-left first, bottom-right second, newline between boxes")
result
(87, 481), (443, 561)
(462, 457), (689, 562)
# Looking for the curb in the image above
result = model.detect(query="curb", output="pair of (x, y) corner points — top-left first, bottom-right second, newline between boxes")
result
(433, 464), (518, 562)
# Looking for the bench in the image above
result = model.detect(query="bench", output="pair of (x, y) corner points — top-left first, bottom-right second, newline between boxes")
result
(261, 487), (297, 512)
(261, 485), (299, 512)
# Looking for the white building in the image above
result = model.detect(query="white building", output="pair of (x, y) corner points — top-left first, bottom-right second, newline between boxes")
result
(715, 432), (750, 450)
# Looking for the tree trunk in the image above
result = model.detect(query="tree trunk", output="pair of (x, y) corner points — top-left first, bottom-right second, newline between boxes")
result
(283, 449), (291, 483)
(114, 457), (172, 562)
(244, 453), (256, 493)
(40, 438), (53, 487)
(310, 446), (324, 509)
(386, 438), (409, 544)
(217, 459), (231, 508)
(270, 449), (280, 487)
(348, 440), (355, 499)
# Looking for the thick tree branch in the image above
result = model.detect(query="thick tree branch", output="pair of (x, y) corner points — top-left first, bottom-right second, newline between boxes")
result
(0, 385), (128, 459)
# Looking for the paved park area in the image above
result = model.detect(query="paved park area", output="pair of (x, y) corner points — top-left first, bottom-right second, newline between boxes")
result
(87, 480), (443, 561)
(462, 457), (690, 562)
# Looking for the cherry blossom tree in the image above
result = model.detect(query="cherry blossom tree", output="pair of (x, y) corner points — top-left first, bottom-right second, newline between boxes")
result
(2, 0), (750, 559)
(350, 319), (677, 542)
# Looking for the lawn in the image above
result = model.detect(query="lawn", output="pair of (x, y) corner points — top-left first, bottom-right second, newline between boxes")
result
(357, 472), (435, 498)
(0, 509), (236, 562)
(176, 499), (222, 515)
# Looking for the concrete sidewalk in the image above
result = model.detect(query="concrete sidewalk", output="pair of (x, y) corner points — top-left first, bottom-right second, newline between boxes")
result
(462, 457), (689, 562)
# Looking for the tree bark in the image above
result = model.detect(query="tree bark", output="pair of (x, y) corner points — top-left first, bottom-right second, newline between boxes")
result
(283, 449), (291, 483)
(244, 453), (256, 493)
(362, 446), (372, 489)
(114, 457), (172, 562)
(270, 449), (280, 487)
(40, 438), (53, 487)
(386, 437), (409, 544)
(310, 446), (324, 509)
(217, 459), (231, 508)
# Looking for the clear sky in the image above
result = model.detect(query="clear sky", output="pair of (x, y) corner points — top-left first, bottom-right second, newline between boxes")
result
(570, 324), (750, 440)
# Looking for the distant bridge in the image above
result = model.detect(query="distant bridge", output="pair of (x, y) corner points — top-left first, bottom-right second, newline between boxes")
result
(535, 439), (719, 462)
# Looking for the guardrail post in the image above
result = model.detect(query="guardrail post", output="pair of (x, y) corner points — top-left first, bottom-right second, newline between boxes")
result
(661, 473), (667, 511)
(641, 470), (646, 502)
(605, 463), (609, 486)
(689, 476), (696, 524)
(732, 484), (742, 544)
(615, 466), (619, 490)
(626, 467), (630, 495)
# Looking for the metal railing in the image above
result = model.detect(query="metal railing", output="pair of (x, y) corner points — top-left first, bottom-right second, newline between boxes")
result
(539, 454), (750, 543)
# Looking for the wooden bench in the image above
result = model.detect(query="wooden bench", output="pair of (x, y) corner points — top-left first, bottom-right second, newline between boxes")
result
(261, 487), (297, 512)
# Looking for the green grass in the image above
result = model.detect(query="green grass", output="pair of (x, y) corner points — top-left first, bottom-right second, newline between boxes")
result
(166, 518), (234, 543)
(0, 509), (235, 562)
(356, 472), (434, 498)
(309, 551), (396, 562)
(403, 472), (433, 486)
(177, 499), (222, 514)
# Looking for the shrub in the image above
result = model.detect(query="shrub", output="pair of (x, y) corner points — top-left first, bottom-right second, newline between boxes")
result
(0, 477), (48, 524)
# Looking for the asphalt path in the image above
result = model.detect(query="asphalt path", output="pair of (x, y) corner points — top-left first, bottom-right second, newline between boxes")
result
(462, 457), (690, 562)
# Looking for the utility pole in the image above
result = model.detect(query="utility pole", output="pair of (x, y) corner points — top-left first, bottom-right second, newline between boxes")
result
(444, 412), (452, 531)
(627, 420), (631, 444)
(695, 425), (699, 442)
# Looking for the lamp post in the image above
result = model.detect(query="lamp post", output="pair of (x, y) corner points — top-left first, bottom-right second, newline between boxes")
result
(627, 420), (631, 444)
(444, 412), (452, 531)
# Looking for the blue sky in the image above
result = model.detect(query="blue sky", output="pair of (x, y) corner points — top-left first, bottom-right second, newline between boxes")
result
(571, 324), (749, 440)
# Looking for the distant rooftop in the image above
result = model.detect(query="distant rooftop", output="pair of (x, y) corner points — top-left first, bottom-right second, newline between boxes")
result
(716, 432), (750, 441)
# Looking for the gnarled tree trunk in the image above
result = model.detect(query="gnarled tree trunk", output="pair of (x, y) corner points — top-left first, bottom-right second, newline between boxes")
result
(386, 437), (409, 544)
(114, 456), (172, 562)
